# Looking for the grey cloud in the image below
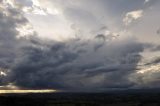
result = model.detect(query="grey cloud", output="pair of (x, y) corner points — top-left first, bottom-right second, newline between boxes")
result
(157, 28), (160, 35)
(64, 7), (103, 36)
(17, 0), (33, 7)
(0, 0), (36, 86)
(149, 57), (160, 65)
(149, 45), (160, 52)
(106, 0), (159, 15)
(94, 34), (106, 51)
(143, 56), (160, 66)
(5, 37), (144, 91)
(140, 43), (160, 52)
(0, 2), (28, 68)
(130, 63), (160, 89)
(1, 0), (158, 91)
(143, 0), (159, 9)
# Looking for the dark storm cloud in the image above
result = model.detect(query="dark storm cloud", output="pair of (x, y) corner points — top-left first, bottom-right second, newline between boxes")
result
(0, 0), (152, 91)
(9, 41), (78, 89)
(6, 37), (144, 91)
(0, 1), (28, 69)
(0, 1), (145, 90)
(0, 0), (38, 86)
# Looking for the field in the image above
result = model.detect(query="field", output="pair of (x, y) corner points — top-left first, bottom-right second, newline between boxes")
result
(0, 90), (160, 106)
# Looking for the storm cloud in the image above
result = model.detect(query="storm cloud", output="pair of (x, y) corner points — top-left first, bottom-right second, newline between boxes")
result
(0, 0), (30, 68)
(6, 37), (143, 91)
(0, 0), (160, 91)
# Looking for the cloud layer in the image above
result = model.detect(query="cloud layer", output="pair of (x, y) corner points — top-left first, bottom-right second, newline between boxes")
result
(0, 0), (160, 91)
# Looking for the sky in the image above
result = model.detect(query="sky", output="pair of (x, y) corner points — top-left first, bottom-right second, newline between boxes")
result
(0, 0), (160, 92)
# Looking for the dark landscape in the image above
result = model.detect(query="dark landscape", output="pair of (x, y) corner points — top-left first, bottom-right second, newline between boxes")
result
(1, 89), (160, 106)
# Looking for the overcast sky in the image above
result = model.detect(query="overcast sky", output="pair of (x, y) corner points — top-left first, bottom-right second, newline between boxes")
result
(0, 0), (160, 92)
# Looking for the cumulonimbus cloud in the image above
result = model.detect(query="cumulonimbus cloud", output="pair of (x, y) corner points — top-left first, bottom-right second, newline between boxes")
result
(0, 1), (144, 90)
(0, 0), (160, 91)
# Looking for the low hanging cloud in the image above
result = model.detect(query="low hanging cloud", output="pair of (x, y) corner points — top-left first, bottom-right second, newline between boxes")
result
(4, 35), (144, 91)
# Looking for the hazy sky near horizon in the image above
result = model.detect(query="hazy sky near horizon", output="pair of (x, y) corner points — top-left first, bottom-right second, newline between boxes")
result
(0, 0), (160, 91)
